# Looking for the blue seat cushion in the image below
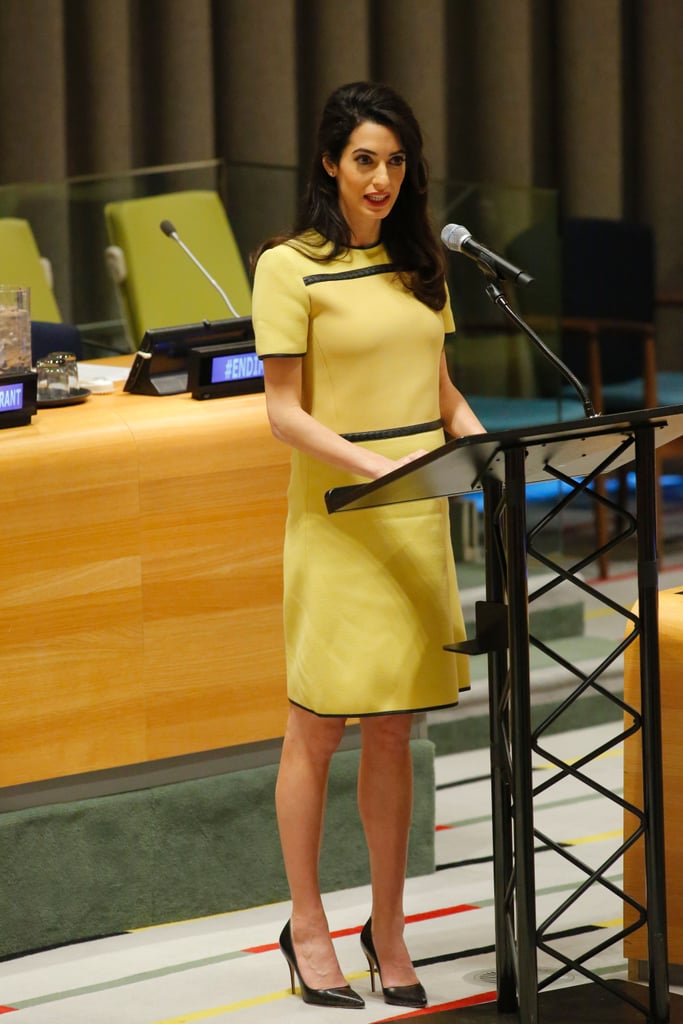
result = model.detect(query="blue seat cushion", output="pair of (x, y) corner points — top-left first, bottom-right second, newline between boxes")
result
(469, 395), (586, 433)
(31, 321), (84, 363)
(601, 372), (683, 413)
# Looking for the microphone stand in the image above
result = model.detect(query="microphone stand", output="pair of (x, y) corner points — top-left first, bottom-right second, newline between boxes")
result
(482, 275), (597, 420)
(160, 220), (241, 318)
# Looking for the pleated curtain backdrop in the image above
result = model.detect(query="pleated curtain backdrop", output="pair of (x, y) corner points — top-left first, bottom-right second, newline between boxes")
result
(0, 0), (681, 364)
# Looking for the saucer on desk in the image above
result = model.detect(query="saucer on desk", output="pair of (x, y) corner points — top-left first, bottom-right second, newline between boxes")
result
(36, 387), (92, 408)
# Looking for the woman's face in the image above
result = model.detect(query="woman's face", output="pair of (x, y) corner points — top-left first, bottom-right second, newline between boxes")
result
(323, 120), (406, 247)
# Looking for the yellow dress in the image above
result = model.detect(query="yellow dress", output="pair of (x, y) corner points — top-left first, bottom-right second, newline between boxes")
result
(252, 235), (469, 716)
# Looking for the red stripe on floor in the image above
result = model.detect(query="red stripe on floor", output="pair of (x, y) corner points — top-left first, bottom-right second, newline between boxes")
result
(243, 940), (282, 953)
(373, 989), (497, 1021)
(405, 905), (479, 923)
(243, 905), (480, 954)
(0, 1008), (17, 1014)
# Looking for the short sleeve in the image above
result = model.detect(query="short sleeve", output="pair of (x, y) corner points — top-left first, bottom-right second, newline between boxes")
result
(252, 244), (310, 358)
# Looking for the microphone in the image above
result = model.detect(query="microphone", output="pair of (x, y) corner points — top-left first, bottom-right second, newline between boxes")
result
(159, 219), (240, 317)
(441, 223), (533, 287)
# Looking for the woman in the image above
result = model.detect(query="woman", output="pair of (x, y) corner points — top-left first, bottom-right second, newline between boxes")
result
(251, 81), (484, 1010)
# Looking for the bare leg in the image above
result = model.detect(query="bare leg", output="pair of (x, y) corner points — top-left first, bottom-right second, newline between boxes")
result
(358, 712), (419, 988)
(275, 703), (348, 989)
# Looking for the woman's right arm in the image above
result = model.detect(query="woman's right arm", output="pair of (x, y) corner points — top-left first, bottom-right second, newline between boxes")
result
(263, 357), (426, 481)
(254, 246), (426, 480)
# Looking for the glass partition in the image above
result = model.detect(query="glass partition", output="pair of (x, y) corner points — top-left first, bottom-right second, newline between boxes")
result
(224, 161), (301, 269)
(432, 181), (573, 558)
(1, 164), (578, 554)
(0, 164), (561, 380)
(67, 159), (226, 344)
(0, 160), (226, 354)
(433, 180), (562, 404)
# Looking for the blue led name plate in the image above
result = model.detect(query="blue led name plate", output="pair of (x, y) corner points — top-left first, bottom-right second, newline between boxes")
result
(0, 381), (24, 412)
(187, 341), (265, 400)
(211, 352), (264, 385)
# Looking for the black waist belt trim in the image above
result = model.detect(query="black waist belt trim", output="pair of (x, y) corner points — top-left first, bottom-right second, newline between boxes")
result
(341, 419), (443, 443)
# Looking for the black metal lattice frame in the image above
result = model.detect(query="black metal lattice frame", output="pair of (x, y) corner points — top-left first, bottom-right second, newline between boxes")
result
(483, 425), (669, 1024)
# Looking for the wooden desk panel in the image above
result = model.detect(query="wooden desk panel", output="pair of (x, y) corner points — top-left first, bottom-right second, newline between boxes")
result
(623, 587), (683, 966)
(0, 402), (147, 785)
(121, 391), (291, 760)
(0, 387), (290, 787)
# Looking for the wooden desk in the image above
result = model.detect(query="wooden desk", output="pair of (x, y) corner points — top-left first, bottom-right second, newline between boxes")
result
(623, 586), (683, 971)
(0, 384), (290, 787)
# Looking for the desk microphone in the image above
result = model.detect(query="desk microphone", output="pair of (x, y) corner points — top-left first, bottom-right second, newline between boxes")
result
(160, 219), (241, 318)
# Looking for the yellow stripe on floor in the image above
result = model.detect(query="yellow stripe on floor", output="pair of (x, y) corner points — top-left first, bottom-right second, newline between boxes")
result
(584, 607), (615, 619)
(566, 828), (622, 846)
(132, 908), (240, 933)
(535, 747), (622, 770)
(152, 988), (292, 1023)
(152, 972), (369, 1023)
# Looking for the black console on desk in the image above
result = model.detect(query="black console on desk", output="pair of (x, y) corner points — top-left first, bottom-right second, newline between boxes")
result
(187, 341), (264, 400)
(124, 316), (255, 397)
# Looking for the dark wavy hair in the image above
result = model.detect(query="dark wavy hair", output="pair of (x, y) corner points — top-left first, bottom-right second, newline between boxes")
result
(255, 81), (446, 310)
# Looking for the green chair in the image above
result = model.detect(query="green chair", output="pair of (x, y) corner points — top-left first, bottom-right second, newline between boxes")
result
(104, 190), (251, 351)
(0, 216), (86, 360)
(0, 217), (61, 322)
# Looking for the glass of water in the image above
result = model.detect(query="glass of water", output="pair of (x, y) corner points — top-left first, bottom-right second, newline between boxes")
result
(0, 285), (31, 375)
(36, 353), (76, 401)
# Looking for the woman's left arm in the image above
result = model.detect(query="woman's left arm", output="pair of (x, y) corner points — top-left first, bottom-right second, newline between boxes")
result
(438, 350), (486, 437)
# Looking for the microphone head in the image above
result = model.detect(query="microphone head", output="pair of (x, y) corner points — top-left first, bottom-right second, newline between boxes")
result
(160, 219), (177, 238)
(440, 223), (472, 252)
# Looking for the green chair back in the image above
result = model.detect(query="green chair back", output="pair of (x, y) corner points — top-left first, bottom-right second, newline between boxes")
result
(104, 190), (251, 349)
(0, 217), (62, 322)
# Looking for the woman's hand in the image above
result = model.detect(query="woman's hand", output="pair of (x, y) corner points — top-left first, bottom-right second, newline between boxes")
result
(264, 358), (434, 481)
(371, 448), (429, 479)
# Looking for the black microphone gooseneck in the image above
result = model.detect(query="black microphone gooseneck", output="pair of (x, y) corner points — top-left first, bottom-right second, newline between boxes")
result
(159, 219), (240, 318)
(441, 223), (597, 419)
(441, 223), (533, 287)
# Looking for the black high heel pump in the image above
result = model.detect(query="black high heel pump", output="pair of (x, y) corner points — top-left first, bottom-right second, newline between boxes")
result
(279, 920), (365, 1009)
(360, 918), (428, 1008)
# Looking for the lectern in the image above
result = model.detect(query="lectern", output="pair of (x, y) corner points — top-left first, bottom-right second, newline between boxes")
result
(327, 405), (683, 1024)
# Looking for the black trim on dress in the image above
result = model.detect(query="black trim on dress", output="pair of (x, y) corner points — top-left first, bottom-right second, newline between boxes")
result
(303, 263), (396, 286)
(287, 697), (462, 718)
(258, 351), (306, 358)
(341, 420), (443, 443)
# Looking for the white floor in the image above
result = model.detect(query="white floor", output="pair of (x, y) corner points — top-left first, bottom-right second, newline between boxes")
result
(1, 717), (672, 1024)
(3, 556), (683, 1023)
